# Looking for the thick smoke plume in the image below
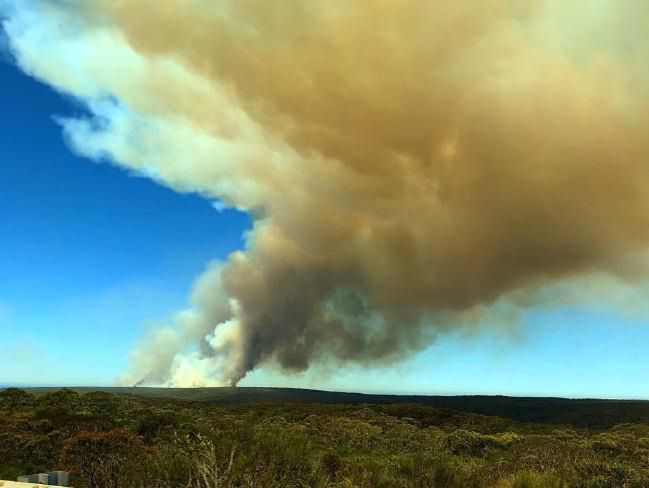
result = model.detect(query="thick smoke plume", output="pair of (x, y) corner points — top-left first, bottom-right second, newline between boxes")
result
(4, 1), (649, 385)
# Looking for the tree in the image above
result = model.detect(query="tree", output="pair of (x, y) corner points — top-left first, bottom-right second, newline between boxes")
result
(0, 387), (30, 408)
(61, 428), (144, 488)
(40, 388), (81, 408)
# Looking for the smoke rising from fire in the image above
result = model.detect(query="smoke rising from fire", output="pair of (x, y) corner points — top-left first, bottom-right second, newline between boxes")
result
(4, 0), (649, 385)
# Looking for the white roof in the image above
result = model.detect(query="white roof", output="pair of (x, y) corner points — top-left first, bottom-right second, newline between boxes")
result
(0, 482), (63, 488)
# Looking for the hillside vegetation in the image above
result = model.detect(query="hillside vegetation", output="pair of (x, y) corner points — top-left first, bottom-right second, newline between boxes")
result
(3, 387), (649, 487)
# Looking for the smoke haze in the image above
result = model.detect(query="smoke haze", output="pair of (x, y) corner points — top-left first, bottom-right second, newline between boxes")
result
(3, 0), (649, 385)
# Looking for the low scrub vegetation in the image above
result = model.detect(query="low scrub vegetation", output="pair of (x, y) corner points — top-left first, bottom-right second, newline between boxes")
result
(2, 387), (649, 487)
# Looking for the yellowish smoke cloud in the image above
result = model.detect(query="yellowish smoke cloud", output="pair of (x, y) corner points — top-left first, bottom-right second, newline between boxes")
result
(4, 0), (649, 385)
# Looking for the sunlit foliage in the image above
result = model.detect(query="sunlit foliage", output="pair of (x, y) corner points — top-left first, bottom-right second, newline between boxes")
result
(2, 389), (649, 487)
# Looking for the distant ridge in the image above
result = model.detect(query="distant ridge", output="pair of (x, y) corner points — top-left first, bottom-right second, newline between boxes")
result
(12, 386), (649, 428)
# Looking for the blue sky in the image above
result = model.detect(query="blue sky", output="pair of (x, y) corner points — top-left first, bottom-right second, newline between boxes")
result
(0, 59), (250, 385)
(2, 4), (649, 398)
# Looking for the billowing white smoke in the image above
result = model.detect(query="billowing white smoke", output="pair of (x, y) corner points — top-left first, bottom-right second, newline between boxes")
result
(4, 0), (649, 386)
